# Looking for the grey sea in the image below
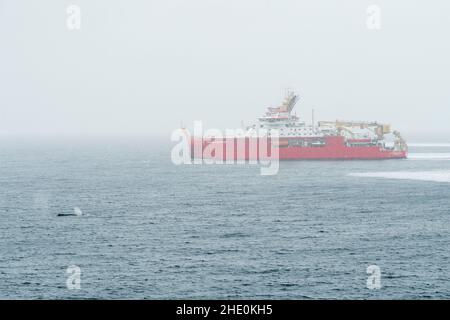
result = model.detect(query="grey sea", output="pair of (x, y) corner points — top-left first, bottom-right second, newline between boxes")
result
(1, 137), (449, 299)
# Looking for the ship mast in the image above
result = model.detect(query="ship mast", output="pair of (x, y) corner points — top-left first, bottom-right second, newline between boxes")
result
(280, 91), (299, 114)
(264, 91), (299, 115)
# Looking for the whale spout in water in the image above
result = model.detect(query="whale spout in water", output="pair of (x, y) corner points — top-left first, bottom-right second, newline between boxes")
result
(73, 207), (83, 216)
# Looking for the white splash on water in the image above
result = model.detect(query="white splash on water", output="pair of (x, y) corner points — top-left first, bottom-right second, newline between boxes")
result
(350, 171), (450, 183)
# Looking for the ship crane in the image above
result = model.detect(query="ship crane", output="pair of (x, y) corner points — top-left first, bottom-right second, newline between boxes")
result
(318, 120), (391, 139)
(393, 130), (407, 151)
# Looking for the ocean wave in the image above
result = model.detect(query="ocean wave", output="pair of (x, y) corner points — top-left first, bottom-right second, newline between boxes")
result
(349, 171), (450, 183)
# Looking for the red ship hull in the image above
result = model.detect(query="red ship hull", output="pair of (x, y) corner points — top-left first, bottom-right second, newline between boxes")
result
(190, 136), (407, 160)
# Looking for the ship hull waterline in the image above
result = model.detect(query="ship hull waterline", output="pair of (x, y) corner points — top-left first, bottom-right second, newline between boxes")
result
(190, 136), (407, 161)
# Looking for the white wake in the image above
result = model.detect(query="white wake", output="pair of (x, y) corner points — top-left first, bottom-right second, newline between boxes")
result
(349, 171), (450, 183)
(408, 143), (450, 147)
(407, 153), (450, 160)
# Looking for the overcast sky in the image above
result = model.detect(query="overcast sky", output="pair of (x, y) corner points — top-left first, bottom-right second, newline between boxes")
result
(1, 0), (449, 140)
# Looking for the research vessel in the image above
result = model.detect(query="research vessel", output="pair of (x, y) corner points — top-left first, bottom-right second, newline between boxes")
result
(190, 91), (407, 160)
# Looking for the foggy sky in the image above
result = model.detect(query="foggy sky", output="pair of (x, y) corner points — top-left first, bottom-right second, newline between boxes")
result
(1, 0), (449, 141)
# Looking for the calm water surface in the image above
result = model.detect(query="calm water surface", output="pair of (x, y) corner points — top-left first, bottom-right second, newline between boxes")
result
(0, 137), (449, 299)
